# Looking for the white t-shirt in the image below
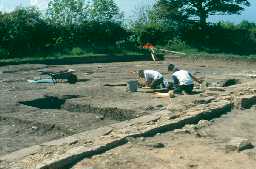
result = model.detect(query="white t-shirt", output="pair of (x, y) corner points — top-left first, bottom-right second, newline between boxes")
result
(172, 70), (193, 85)
(144, 70), (163, 82)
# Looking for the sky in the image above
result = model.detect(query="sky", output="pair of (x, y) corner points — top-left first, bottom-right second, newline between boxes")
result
(0, 0), (255, 23)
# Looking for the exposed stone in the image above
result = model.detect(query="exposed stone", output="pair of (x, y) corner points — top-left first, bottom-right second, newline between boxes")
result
(0, 145), (41, 162)
(200, 81), (209, 91)
(156, 104), (164, 108)
(96, 115), (105, 120)
(207, 87), (226, 92)
(167, 104), (186, 113)
(193, 96), (216, 104)
(0, 96), (242, 169)
(197, 120), (211, 128)
(226, 137), (254, 152)
(145, 142), (165, 149)
(31, 126), (39, 131)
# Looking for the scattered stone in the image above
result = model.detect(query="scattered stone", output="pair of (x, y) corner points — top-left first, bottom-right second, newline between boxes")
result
(139, 137), (146, 141)
(156, 104), (164, 108)
(200, 80), (209, 91)
(69, 140), (79, 146)
(248, 74), (256, 79)
(174, 128), (191, 134)
(145, 142), (165, 149)
(126, 137), (136, 143)
(188, 163), (198, 168)
(96, 115), (104, 120)
(84, 167), (94, 169)
(167, 104), (186, 112)
(197, 120), (211, 128)
(226, 137), (254, 152)
(207, 87), (226, 92)
(194, 96), (215, 104)
(159, 107), (166, 111)
(168, 113), (181, 120)
(31, 126), (39, 130)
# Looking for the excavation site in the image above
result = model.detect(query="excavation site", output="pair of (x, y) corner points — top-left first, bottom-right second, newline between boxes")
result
(0, 56), (256, 169)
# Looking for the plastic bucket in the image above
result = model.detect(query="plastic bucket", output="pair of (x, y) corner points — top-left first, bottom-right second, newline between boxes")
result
(127, 80), (138, 92)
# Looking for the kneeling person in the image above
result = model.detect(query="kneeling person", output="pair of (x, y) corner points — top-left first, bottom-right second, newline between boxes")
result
(138, 70), (164, 89)
(168, 64), (201, 94)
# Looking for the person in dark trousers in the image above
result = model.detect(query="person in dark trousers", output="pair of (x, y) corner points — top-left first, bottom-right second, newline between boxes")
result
(138, 70), (165, 89)
(168, 64), (202, 94)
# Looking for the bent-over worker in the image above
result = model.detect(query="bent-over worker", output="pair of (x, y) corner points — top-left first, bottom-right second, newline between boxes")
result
(138, 70), (165, 89)
(168, 64), (202, 94)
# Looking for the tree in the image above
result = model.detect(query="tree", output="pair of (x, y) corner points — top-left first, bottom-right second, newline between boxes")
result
(0, 7), (49, 58)
(154, 0), (250, 26)
(47, 0), (88, 25)
(89, 0), (122, 22)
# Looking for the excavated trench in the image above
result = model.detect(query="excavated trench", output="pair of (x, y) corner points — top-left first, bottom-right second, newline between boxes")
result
(0, 96), (137, 155)
(8, 79), (252, 158)
(19, 96), (136, 121)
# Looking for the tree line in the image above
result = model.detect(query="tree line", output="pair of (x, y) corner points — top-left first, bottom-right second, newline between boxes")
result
(0, 0), (256, 59)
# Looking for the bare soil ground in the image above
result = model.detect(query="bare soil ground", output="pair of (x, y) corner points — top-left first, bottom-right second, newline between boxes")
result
(0, 55), (256, 167)
(72, 107), (256, 169)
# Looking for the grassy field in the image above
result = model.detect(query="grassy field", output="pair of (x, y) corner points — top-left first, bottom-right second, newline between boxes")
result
(1, 49), (256, 66)
(0, 51), (150, 66)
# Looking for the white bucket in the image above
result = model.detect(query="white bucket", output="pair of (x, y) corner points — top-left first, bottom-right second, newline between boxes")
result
(127, 80), (138, 92)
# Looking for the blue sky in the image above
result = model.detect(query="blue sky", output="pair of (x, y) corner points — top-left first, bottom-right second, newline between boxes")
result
(0, 0), (255, 23)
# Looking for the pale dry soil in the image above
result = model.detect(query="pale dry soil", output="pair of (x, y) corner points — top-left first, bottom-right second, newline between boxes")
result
(72, 107), (256, 169)
(0, 55), (255, 157)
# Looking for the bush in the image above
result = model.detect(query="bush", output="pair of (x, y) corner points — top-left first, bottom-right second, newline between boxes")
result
(182, 22), (256, 55)
(0, 8), (50, 58)
(0, 48), (9, 59)
(132, 23), (175, 46)
(0, 8), (130, 59)
(71, 47), (83, 55)
(167, 38), (190, 51)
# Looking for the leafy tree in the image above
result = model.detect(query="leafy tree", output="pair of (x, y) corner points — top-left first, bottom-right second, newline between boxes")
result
(154, 0), (250, 26)
(238, 20), (256, 30)
(131, 5), (153, 26)
(89, 0), (122, 22)
(0, 7), (49, 58)
(129, 4), (178, 46)
(47, 0), (88, 25)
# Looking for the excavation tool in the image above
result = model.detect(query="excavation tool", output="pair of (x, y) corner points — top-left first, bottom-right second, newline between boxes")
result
(143, 43), (185, 62)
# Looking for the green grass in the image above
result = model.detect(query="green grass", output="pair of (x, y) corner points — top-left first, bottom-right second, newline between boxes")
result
(0, 49), (147, 65)
(2, 46), (256, 65)
(161, 38), (256, 61)
(162, 44), (256, 61)
(182, 50), (256, 61)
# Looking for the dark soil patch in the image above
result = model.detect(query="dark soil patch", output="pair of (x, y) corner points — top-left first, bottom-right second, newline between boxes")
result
(19, 96), (65, 109)
(222, 79), (240, 87)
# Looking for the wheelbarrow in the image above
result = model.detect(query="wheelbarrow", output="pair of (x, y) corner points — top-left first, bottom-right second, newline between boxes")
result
(38, 69), (78, 84)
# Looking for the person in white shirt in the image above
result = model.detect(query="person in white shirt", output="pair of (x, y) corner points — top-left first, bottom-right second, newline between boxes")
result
(168, 64), (202, 94)
(138, 70), (165, 89)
